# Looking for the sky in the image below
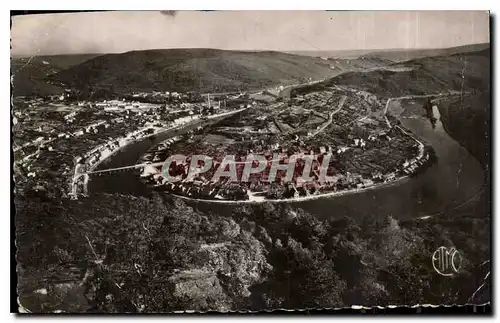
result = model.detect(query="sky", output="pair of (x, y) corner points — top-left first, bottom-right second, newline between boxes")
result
(11, 10), (490, 57)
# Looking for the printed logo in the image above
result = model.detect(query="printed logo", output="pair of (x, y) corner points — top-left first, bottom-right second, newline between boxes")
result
(432, 246), (462, 277)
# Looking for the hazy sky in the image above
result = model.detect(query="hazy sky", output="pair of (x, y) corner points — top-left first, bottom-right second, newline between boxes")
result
(11, 10), (490, 57)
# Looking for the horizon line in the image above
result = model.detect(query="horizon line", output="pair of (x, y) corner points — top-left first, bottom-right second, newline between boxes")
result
(11, 41), (490, 59)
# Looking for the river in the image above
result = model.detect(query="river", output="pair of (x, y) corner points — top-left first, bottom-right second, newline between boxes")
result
(88, 117), (227, 196)
(295, 101), (485, 221)
(89, 100), (486, 222)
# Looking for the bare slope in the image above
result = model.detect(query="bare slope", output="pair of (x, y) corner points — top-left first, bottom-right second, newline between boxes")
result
(48, 49), (339, 95)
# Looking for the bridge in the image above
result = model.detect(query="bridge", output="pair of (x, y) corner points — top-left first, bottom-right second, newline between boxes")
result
(86, 154), (286, 177)
(70, 162), (165, 199)
(69, 108), (250, 198)
(87, 162), (165, 175)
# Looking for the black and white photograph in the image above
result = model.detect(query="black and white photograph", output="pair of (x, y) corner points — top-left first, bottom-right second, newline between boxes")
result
(11, 10), (491, 313)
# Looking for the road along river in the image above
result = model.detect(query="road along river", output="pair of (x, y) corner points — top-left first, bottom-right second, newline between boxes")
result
(89, 99), (486, 222)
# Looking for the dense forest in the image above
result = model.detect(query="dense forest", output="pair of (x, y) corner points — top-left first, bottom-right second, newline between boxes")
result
(16, 187), (490, 312)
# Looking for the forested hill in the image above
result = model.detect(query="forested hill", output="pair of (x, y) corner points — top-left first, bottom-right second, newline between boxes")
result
(319, 48), (490, 98)
(48, 49), (339, 95)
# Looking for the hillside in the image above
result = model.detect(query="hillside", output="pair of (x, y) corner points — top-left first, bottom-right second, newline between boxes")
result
(300, 47), (490, 98)
(12, 44), (489, 98)
(325, 56), (393, 72)
(435, 92), (490, 166)
(288, 43), (490, 62)
(17, 189), (490, 312)
(11, 54), (100, 97)
(365, 43), (490, 62)
(47, 49), (344, 95)
(287, 49), (384, 59)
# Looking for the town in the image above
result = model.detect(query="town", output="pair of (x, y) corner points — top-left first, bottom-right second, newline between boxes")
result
(12, 89), (254, 199)
(136, 86), (435, 202)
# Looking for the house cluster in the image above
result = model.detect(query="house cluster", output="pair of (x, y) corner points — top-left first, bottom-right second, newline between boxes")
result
(353, 138), (366, 148)
(83, 110), (204, 177)
(84, 139), (125, 170)
(400, 144), (430, 176)
(142, 111), (431, 202)
(95, 100), (141, 110)
(132, 91), (183, 100)
(14, 89), (256, 198)
(63, 111), (79, 123)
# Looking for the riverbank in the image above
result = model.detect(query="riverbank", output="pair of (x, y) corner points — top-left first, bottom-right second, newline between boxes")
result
(433, 92), (490, 167)
(71, 109), (246, 196)
(87, 108), (247, 172)
(168, 175), (411, 205)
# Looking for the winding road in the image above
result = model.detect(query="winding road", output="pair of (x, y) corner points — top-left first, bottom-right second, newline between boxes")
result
(308, 95), (346, 138)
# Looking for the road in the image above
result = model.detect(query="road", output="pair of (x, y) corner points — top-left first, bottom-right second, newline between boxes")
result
(307, 95), (346, 138)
